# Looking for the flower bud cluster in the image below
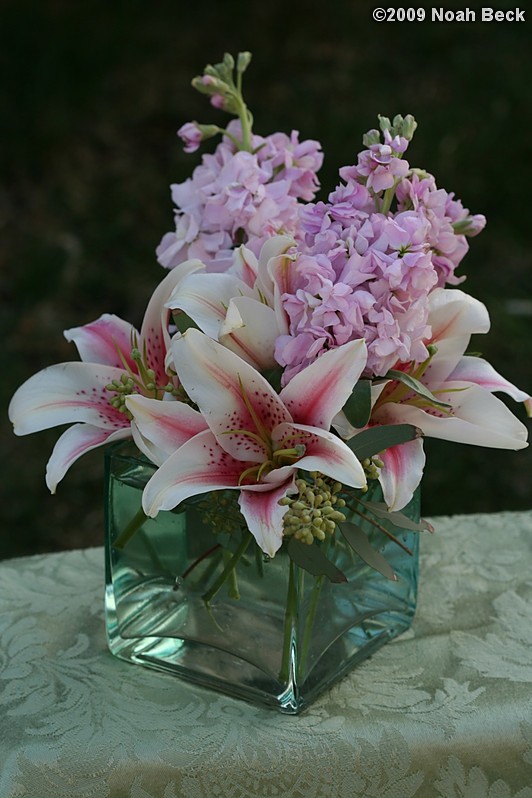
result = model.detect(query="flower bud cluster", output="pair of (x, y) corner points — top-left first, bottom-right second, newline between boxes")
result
(105, 347), (186, 415)
(361, 456), (384, 483)
(106, 374), (137, 420)
(196, 491), (246, 536)
(280, 474), (346, 545)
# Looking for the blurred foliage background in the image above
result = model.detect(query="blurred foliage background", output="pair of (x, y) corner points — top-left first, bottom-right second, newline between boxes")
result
(2, 0), (531, 559)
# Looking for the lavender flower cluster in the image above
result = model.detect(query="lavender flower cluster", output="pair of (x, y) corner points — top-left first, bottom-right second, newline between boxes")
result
(158, 60), (485, 381)
(276, 120), (486, 381)
(157, 120), (323, 273)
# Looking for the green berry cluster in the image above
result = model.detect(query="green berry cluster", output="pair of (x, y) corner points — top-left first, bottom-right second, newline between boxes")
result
(195, 491), (247, 536)
(361, 456), (384, 483)
(106, 374), (137, 420)
(279, 473), (347, 545)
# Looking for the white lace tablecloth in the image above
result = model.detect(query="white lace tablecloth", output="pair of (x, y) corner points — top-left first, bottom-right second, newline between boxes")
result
(1, 511), (532, 798)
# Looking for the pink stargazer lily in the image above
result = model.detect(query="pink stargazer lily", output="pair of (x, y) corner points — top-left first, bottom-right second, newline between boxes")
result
(338, 288), (530, 510)
(165, 236), (296, 370)
(8, 260), (203, 492)
(129, 329), (368, 556)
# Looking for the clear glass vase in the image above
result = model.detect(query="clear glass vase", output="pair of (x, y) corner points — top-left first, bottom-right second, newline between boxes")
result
(104, 441), (420, 714)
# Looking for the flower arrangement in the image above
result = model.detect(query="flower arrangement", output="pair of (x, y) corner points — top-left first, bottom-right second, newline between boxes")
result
(8, 53), (531, 709)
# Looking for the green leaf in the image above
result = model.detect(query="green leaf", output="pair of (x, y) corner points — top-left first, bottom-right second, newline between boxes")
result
(342, 379), (372, 429)
(385, 369), (451, 410)
(287, 538), (347, 583)
(347, 424), (422, 460)
(340, 523), (397, 581)
(356, 499), (435, 533)
(173, 311), (200, 335)
(262, 366), (283, 393)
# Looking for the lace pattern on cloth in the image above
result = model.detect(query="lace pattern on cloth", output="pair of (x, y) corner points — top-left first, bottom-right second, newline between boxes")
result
(1, 511), (531, 797)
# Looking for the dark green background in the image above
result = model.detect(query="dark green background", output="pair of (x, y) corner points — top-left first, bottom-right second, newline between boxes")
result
(2, 0), (531, 558)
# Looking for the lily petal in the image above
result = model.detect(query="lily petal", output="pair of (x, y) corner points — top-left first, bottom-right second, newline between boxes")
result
(428, 288), (490, 341)
(64, 314), (138, 370)
(171, 330), (292, 462)
(239, 477), (296, 557)
(166, 272), (253, 339)
(378, 437), (426, 511)
(9, 362), (129, 434)
(274, 422), (367, 489)
(380, 382), (529, 450)
(256, 235), (296, 335)
(46, 424), (130, 493)
(140, 258), (205, 382)
(219, 296), (279, 370)
(255, 234), (296, 306)
(280, 339), (368, 430)
(126, 394), (208, 466)
(425, 289), (491, 383)
(448, 356), (531, 404)
(228, 245), (259, 288)
(141, 429), (248, 516)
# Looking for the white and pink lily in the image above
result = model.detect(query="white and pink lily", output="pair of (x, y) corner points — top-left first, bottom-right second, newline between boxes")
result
(165, 236), (296, 371)
(339, 288), (530, 510)
(8, 260), (203, 492)
(127, 329), (368, 556)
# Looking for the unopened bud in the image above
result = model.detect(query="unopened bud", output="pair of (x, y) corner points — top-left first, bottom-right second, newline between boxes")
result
(363, 128), (381, 148)
(378, 115), (392, 133)
(401, 114), (418, 141)
(237, 51), (252, 74)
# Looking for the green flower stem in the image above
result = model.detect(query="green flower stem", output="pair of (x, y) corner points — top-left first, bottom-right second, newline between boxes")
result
(297, 537), (332, 681)
(218, 127), (241, 149)
(254, 544), (264, 578)
(298, 573), (325, 682)
(381, 177), (401, 215)
(223, 549), (240, 599)
(238, 101), (253, 152)
(298, 536), (332, 679)
(202, 530), (252, 605)
(279, 558), (299, 684)
(113, 506), (147, 550)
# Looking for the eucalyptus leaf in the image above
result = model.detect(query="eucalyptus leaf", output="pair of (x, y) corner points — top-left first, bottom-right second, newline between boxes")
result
(342, 379), (372, 429)
(287, 538), (347, 583)
(356, 499), (435, 533)
(385, 369), (451, 410)
(347, 424), (422, 460)
(262, 366), (283, 393)
(173, 311), (201, 335)
(340, 523), (397, 581)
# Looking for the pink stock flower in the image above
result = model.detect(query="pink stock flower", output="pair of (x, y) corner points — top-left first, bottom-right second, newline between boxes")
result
(177, 122), (203, 153)
(353, 129), (410, 193)
(276, 211), (437, 382)
(396, 172), (486, 285)
(156, 121), (322, 273)
(128, 330), (368, 556)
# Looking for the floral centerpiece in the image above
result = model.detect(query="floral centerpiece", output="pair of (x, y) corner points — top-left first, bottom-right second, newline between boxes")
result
(9, 53), (530, 713)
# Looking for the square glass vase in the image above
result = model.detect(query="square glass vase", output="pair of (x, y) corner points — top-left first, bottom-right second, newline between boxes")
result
(105, 441), (419, 714)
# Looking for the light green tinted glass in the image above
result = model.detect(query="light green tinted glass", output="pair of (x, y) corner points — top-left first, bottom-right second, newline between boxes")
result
(105, 442), (419, 714)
